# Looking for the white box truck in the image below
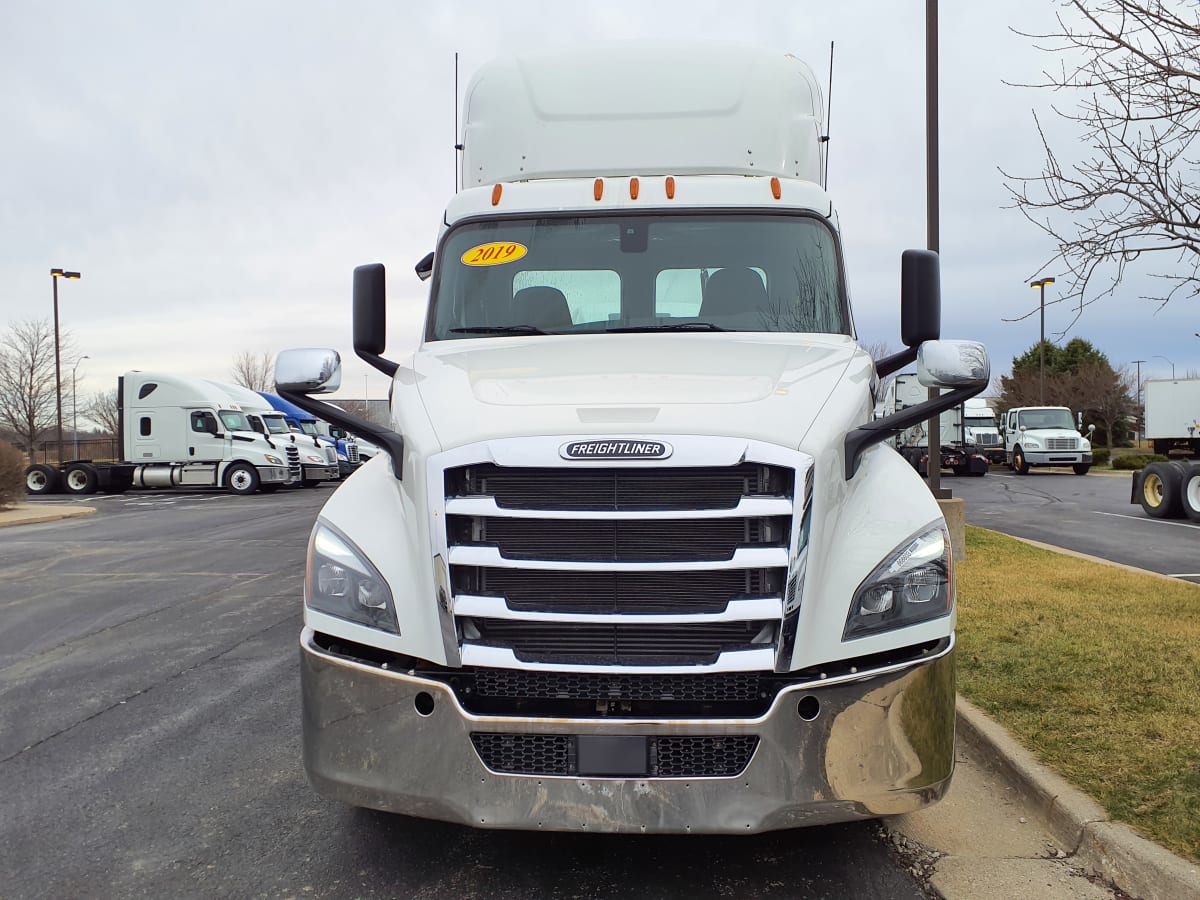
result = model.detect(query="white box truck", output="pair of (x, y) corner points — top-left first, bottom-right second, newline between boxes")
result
(999, 406), (1094, 475)
(1143, 378), (1200, 458)
(274, 42), (989, 834)
(24, 371), (300, 495)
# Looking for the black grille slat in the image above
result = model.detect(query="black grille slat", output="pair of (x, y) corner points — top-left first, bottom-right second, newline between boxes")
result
(476, 621), (770, 665)
(471, 669), (761, 702)
(455, 568), (780, 614)
(447, 463), (792, 511)
(454, 517), (788, 562)
(470, 733), (758, 777)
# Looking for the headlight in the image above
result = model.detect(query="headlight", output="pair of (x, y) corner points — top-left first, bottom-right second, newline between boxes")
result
(306, 454), (325, 463)
(1080, 438), (1091, 451)
(1021, 437), (1042, 449)
(264, 454), (282, 465)
(843, 524), (953, 640)
(305, 523), (397, 632)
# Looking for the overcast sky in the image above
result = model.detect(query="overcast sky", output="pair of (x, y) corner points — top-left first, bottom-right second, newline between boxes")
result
(3, 1), (1198, 420)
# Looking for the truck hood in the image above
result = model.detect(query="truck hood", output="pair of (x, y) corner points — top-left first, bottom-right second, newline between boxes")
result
(407, 333), (866, 450)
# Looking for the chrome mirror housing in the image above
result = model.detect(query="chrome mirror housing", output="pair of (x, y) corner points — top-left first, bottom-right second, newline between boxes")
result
(275, 348), (342, 394)
(917, 340), (989, 389)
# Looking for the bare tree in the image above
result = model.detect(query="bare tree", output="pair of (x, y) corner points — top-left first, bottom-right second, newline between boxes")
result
(0, 319), (75, 461)
(84, 388), (121, 436)
(231, 351), (274, 392)
(1005, 1), (1200, 318)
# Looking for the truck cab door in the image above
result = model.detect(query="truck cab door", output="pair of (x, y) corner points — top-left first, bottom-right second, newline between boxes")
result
(188, 409), (223, 460)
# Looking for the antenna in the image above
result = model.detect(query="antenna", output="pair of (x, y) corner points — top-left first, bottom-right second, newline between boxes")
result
(823, 41), (834, 190)
(453, 51), (461, 194)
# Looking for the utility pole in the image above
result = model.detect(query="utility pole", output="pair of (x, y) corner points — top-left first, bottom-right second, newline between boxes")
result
(925, 0), (948, 498)
(1132, 359), (1145, 445)
(50, 268), (82, 463)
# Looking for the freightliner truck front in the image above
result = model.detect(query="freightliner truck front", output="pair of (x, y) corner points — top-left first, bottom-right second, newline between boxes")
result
(276, 42), (989, 833)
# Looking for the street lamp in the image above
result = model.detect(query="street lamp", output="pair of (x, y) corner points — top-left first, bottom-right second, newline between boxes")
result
(51, 268), (82, 463)
(71, 355), (90, 460)
(1030, 277), (1055, 404)
(1153, 354), (1175, 379)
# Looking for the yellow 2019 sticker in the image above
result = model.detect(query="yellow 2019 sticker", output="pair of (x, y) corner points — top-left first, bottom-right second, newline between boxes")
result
(460, 242), (528, 266)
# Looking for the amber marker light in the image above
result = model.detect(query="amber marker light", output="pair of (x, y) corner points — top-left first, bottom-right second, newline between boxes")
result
(629, 177), (639, 200)
(594, 178), (604, 201)
(665, 176), (676, 199)
(491, 184), (503, 206)
(770, 177), (781, 200)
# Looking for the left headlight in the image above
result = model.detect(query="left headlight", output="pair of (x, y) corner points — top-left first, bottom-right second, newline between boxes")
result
(843, 523), (953, 640)
(305, 522), (398, 633)
(264, 454), (282, 465)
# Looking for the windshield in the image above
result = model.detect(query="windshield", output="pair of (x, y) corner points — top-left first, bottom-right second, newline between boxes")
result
(428, 213), (848, 341)
(965, 416), (996, 430)
(1018, 409), (1076, 430)
(298, 421), (319, 436)
(218, 410), (253, 432)
(263, 415), (291, 435)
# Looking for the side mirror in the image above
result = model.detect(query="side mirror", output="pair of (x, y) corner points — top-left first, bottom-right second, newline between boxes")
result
(916, 340), (990, 389)
(275, 348), (342, 394)
(415, 251), (434, 282)
(354, 263), (398, 378)
(1087, 424), (1096, 437)
(900, 249), (941, 348)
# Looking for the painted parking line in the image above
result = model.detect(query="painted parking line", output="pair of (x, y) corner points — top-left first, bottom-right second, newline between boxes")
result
(1094, 511), (1200, 530)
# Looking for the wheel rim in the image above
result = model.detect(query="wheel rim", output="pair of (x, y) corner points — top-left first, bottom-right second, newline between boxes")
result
(1015, 452), (1024, 468)
(231, 469), (253, 491)
(27, 471), (47, 490)
(1185, 474), (1200, 512)
(66, 469), (88, 490)
(1143, 473), (1164, 508)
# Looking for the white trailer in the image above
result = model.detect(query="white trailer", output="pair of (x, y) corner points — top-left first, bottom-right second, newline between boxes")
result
(1143, 378), (1200, 457)
(24, 371), (299, 496)
(273, 42), (990, 833)
(880, 373), (988, 475)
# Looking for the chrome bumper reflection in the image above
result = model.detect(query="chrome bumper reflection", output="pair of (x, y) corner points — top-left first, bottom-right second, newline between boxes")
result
(300, 630), (955, 834)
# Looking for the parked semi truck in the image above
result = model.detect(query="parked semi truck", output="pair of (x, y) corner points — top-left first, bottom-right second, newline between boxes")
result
(274, 43), (989, 834)
(24, 371), (299, 496)
(963, 397), (1004, 464)
(258, 391), (360, 479)
(209, 382), (341, 486)
(999, 406), (1094, 475)
(879, 373), (989, 475)
(1143, 378), (1200, 458)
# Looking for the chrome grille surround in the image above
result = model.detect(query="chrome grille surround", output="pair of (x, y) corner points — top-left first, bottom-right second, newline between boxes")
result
(428, 437), (812, 674)
(285, 446), (302, 480)
(1045, 437), (1078, 451)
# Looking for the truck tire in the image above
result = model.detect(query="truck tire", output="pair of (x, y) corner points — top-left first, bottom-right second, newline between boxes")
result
(25, 464), (61, 495)
(1012, 447), (1030, 475)
(1072, 464), (1090, 476)
(1138, 462), (1184, 519)
(224, 463), (261, 496)
(1181, 464), (1200, 523)
(62, 462), (99, 495)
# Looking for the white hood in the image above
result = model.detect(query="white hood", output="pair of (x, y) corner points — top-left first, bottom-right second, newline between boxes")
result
(407, 333), (867, 451)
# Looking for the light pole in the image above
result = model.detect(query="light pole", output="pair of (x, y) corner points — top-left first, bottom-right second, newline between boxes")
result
(1030, 277), (1055, 404)
(1132, 359), (1145, 444)
(71, 355), (90, 460)
(1153, 354), (1175, 379)
(51, 268), (82, 463)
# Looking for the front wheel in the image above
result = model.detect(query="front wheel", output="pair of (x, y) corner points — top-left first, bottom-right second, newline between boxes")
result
(1012, 448), (1030, 475)
(224, 463), (261, 496)
(1072, 464), (1091, 476)
(25, 464), (61, 495)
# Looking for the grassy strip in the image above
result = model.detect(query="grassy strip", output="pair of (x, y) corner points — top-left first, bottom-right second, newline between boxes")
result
(955, 526), (1200, 863)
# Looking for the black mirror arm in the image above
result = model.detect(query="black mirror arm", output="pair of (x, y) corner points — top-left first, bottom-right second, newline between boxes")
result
(357, 349), (399, 379)
(874, 348), (918, 379)
(278, 389), (405, 480)
(844, 383), (984, 479)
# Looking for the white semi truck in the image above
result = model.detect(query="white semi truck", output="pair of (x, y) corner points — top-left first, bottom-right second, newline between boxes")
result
(880, 373), (989, 475)
(24, 371), (299, 495)
(208, 381), (342, 486)
(999, 406), (1094, 475)
(275, 43), (989, 833)
(963, 397), (1004, 464)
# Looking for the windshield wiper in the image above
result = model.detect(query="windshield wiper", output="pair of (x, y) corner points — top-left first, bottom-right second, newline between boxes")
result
(605, 322), (729, 333)
(450, 325), (549, 335)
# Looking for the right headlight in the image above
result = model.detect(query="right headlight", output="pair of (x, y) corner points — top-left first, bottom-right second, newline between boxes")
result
(843, 523), (953, 640)
(305, 522), (398, 633)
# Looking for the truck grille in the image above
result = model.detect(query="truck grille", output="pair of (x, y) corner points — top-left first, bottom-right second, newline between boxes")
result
(470, 733), (758, 777)
(285, 446), (301, 480)
(441, 454), (804, 670)
(347, 442), (360, 464)
(1045, 437), (1078, 451)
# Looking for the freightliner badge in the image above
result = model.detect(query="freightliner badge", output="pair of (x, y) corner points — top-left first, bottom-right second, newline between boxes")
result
(560, 439), (673, 460)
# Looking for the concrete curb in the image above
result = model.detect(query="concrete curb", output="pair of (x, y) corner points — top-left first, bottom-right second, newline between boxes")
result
(0, 503), (97, 528)
(956, 696), (1200, 900)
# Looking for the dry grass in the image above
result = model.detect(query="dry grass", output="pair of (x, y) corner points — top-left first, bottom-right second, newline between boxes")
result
(956, 526), (1200, 863)
(0, 440), (26, 510)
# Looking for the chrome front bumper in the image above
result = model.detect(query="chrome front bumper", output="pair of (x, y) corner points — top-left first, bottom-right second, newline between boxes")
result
(302, 464), (340, 482)
(300, 630), (956, 833)
(258, 466), (291, 484)
(1026, 451), (1092, 466)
